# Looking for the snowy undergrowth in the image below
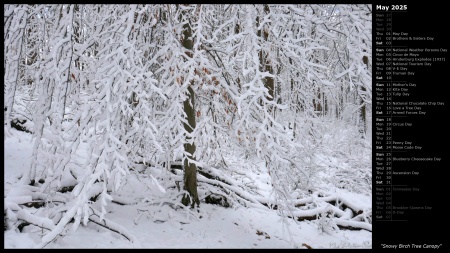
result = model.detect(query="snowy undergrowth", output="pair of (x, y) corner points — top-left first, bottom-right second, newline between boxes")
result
(4, 128), (371, 248)
(317, 120), (372, 196)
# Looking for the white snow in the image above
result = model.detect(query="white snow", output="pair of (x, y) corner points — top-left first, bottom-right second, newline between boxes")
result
(4, 128), (371, 249)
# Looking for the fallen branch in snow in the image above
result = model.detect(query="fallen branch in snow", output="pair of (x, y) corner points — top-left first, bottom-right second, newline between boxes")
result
(111, 200), (126, 206)
(292, 207), (371, 231)
(109, 195), (141, 205)
(197, 163), (372, 232)
(302, 243), (313, 249)
(289, 195), (372, 231)
(197, 176), (266, 209)
(22, 201), (46, 208)
(351, 209), (372, 223)
(5, 196), (32, 206)
(16, 209), (55, 232)
(168, 168), (265, 209)
(333, 218), (372, 231)
(292, 205), (343, 220)
(292, 194), (369, 219)
(89, 208), (137, 243)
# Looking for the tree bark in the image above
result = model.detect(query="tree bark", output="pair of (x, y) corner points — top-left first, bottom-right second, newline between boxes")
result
(258, 5), (274, 103)
(360, 55), (369, 134)
(180, 10), (200, 207)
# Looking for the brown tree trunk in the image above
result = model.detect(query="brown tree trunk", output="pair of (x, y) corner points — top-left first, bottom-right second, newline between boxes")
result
(257, 5), (274, 103)
(361, 55), (369, 134)
(180, 9), (200, 207)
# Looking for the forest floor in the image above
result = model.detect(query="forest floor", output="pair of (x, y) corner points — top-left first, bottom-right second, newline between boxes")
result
(4, 128), (372, 249)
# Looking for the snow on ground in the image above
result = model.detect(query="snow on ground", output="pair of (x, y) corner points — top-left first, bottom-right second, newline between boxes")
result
(4, 129), (371, 248)
(4, 129), (33, 186)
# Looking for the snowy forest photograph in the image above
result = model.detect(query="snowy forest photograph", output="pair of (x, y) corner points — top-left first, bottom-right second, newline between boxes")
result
(4, 4), (372, 248)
